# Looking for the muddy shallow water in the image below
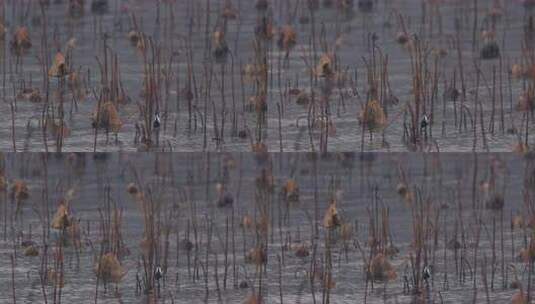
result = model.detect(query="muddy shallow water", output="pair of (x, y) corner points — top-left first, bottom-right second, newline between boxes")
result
(0, 0), (534, 152)
(0, 152), (533, 303)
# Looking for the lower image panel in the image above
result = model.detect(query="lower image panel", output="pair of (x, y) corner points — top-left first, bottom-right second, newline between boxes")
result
(0, 153), (531, 303)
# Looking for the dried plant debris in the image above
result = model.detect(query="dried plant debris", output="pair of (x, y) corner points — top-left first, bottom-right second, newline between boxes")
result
(315, 53), (335, 78)
(282, 179), (299, 202)
(24, 245), (39, 257)
(368, 253), (397, 282)
(323, 200), (340, 229)
(49, 52), (68, 78)
(11, 180), (29, 202)
(277, 25), (297, 52)
(213, 30), (230, 63)
(243, 294), (263, 304)
(94, 252), (126, 284)
(245, 246), (267, 266)
(216, 183), (234, 207)
(358, 100), (387, 131)
(91, 102), (123, 132)
(51, 202), (72, 230)
(11, 27), (32, 54)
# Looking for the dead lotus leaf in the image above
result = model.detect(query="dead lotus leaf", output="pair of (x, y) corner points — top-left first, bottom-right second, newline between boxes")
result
(241, 215), (254, 230)
(315, 53), (334, 77)
(247, 95), (267, 113)
(94, 252), (126, 283)
(358, 99), (387, 131)
(256, 214), (270, 234)
(11, 180), (29, 201)
(512, 64), (528, 80)
(323, 201), (340, 229)
(512, 215), (525, 229)
(242, 293), (263, 304)
(512, 290), (528, 304)
(51, 203), (71, 230)
(24, 245), (39, 257)
(213, 30), (226, 48)
(283, 179), (298, 194)
(255, 168), (274, 191)
(246, 247), (267, 266)
(49, 52), (67, 77)
(12, 27), (32, 51)
(396, 182), (414, 204)
(278, 25), (297, 51)
(368, 253), (397, 282)
(92, 102), (123, 132)
(283, 179), (299, 201)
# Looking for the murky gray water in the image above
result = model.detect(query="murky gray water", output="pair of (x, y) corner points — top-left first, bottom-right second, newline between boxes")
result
(0, 0), (533, 152)
(0, 153), (532, 303)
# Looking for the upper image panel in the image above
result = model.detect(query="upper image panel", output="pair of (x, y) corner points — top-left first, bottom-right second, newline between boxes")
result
(0, 0), (532, 152)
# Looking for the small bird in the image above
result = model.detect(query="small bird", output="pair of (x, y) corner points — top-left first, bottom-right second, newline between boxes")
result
(423, 265), (431, 281)
(155, 266), (163, 281)
(153, 112), (161, 129)
(420, 115), (429, 130)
